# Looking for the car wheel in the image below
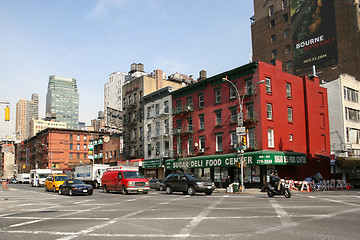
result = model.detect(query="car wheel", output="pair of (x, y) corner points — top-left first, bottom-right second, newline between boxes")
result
(187, 186), (195, 196)
(122, 186), (128, 195)
(159, 185), (164, 191)
(205, 191), (213, 195)
(143, 191), (148, 194)
(59, 187), (63, 195)
(165, 185), (172, 194)
(69, 189), (74, 196)
(53, 186), (56, 192)
(103, 185), (109, 193)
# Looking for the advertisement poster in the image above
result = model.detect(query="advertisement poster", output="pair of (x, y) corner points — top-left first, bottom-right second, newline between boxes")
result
(291, 0), (338, 74)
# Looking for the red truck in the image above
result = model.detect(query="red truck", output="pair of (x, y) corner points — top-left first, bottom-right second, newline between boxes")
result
(101, 167), (150, 194)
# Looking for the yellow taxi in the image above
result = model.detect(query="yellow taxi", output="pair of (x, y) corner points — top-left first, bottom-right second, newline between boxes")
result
(44, 174), (69, 192)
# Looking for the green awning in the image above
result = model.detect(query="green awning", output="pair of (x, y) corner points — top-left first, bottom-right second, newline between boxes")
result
(244, 150), (307, 165)
(164, 151), (307, 170)
(143, 159), (162, 168)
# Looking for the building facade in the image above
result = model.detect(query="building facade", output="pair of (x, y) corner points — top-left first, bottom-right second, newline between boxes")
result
(0, 137), (16, 178)
(142, 87), (174, 179)
(20, 128), (104, 171)
(29, 119), (67, 138)
(323, 73), (360, 185)
(166, 61), (330, 188)
(122, 66), (187, 161)
(46, 75), (79, 130)
(251, 0), (360, 82)
(16, 94), (39, 140)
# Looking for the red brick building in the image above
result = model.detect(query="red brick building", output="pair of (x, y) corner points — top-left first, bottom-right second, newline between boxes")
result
(20, 128), (106, 171)
(166, 61), (330, 188)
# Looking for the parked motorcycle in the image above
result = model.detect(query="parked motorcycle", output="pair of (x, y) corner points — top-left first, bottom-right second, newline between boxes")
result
(267, 181), (291, 198)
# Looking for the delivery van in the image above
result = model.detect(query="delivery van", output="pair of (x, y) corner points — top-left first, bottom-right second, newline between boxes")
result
(101, 167), (149, 194)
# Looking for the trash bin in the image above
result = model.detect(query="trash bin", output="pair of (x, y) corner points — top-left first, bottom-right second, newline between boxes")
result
(233, 183), (239, 192)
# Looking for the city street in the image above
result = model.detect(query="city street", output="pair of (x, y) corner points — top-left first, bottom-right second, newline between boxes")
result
(0, 184), (359, 240)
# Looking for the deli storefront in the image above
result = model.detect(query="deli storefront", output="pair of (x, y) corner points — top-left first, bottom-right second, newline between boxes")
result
(164, 151), (307, 188)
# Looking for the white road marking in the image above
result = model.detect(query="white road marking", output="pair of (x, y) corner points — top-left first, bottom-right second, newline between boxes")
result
(269, 199), (296, 227)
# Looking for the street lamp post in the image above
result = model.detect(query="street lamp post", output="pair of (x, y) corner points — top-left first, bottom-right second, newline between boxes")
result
(222, 77), (264, 192)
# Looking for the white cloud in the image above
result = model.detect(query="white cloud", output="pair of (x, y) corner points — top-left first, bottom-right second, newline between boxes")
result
(86, 0), (127, 19)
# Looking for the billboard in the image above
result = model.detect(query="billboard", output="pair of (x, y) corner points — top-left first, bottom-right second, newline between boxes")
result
(291, 0), (338, 74)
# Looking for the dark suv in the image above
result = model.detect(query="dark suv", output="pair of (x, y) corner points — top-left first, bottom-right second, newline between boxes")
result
(164, 173), (215, 195)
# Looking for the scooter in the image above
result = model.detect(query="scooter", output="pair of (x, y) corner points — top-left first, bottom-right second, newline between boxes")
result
(267, 181), (291, 198)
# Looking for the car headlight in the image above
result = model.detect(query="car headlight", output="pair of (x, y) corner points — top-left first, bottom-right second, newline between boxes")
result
(196, 182), (204, 186)
(145, 182), (149, 186)
(128, 182), (135, 187)
(211, 182), (215, 187)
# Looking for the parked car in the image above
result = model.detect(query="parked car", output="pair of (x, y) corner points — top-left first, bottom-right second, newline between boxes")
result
(44, 174), (69, 192)
(164, 173), (216, 195)
(101, 167), (150, 194)
(9, 178), (18, 184)
(59, 179), (93, 196)
(149, 179), (165, 191)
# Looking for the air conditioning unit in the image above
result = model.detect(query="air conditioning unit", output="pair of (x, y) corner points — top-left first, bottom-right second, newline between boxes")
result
(199, 148), (205, 153)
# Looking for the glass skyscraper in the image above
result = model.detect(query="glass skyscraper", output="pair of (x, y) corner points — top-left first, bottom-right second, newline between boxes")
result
(46, 75), (79, 129)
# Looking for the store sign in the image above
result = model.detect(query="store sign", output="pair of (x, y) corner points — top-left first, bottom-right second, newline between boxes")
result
(143, 159), (162, 168)
(244, 151), (307, 165)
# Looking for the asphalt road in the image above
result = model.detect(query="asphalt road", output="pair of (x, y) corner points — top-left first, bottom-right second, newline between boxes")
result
(0, 184), (359, 240)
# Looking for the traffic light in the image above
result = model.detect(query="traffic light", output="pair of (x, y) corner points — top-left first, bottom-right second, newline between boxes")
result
(241, 136), (247, 148)
(5, 107), (10, 121)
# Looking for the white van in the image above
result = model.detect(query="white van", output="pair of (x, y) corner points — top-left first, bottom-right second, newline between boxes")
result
(29, 169), (62, 187)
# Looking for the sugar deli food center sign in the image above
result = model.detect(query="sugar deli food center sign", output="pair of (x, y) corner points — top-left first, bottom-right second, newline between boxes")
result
(291, 0), (338, 74)
(164, 151), (307, 170)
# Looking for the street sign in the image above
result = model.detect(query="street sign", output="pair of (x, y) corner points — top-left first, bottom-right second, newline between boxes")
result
(236, 126), (246, 136)
(237, 112), (243, 126)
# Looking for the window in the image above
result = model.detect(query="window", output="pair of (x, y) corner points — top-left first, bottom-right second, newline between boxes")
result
(268, 129), (274, 148)
(229, 84), (237, 99)
(287, 107), (293, 122)
(70, 143), (73, 150)
(147, 106), (151, 118)
(147, 144), (152, 157)
(199, 136), (205, 150)
(269, 5), (274, 16)
(270, 19), (275, 28)
(155, 104), (160, 115)
(83, 144), (87, 150)
(267, 103), (273, 120)
(77, 135), (80, 141)
(199, 114), (205, 130)
(270, 60), (276, 65)
(188, 138), (194, 155)
(70, 134), (73, 141)
(215, 88), (222, 104)
(320, 113), (325, 128)
(345, 107), (360, 122)
(319, 92), (324, 106)
(187, 117), (193, 132)
(123, 98), (126, 108)
(129, 95), (132, 105)
(230, 132), (238, 146)
(176, 120), (182, 133)
(344, 87), (359, 103)
(282, 0), (288, 9)
(286, 83), (292, 98)
(215, 110), (222, 126)
(199, 93), (204, 108)
(156, 142), (160, 156)
(147, 124), (151, 137)
(134, 93), (137, 103)
(77, 153), (80, 159)
(230, 107), (237, 123)
(164, 100), (169, 113)
(286, 61), (292, 70)
(187, 97), (193, 108)
(248, 128), (255, 148)
(176, 100), (182, 112)
(271, 35), (276, 43)
(283, 13), (288, 22)
(289, 134), (293, 142)
(139, 127), (143, 137)
(265, 77), (272, 93)
(133, 128), (138, 138)
(84, 135), (87, 141)
(272, 50), (277, 58)
(70, 153), (73, 159)
(216, 133), (223, 152)
(84, 153), (87, 159)
(247, 104), (254, 119)
(284, 29), (290, 38)
(285, 45), (291, 53)
(164, 119), (169, 134)
(77, 144), (80, 150)
(246, 80), (253, 95)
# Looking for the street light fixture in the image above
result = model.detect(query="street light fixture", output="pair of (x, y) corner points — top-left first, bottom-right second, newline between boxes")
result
(222, 77), (264, 192)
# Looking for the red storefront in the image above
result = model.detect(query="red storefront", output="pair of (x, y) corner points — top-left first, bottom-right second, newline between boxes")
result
(167, 61), (331, 188)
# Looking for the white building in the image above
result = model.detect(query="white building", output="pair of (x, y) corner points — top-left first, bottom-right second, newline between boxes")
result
(29, 119), (67, 138)
(142, 87), (174, 179)
(323, 73), (360, 183)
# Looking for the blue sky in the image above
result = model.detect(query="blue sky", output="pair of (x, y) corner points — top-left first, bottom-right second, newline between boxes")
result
(0, 0), (254, 138)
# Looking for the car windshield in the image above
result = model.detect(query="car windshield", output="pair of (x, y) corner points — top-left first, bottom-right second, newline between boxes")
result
(55, 176), (69, 181)
(67, 179), (83, 184)
(123, 171), (144, 179)
(38, 174), (49, 178)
